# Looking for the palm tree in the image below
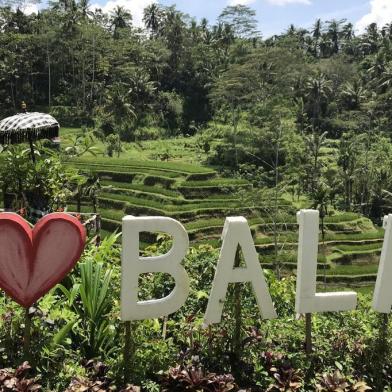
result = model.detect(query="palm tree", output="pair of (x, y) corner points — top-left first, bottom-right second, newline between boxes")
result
(110, 6), (132, 38)
(312, 180), (330, 238)
(363, 23), (379, 54)
(287, 24), (296, 36)
(305, 131), (328, 193)
(340, 80), (366, 110)
(199, 18), (210, 43)
(342, 22), (354, 41)
(312, 18), (322, 41)
(102, 84), (137, 156)
(305, 73), (332, 130)
(368, 53), (386, 84)
(326, 19), (344, 54)
(378, 63), (392, 91)
(143, 3), (163, 36)
(319, 34), (331, 57)
(78, 0), (92, 19)
(382, 23), (392, 39)
(83, 175), (103, 213)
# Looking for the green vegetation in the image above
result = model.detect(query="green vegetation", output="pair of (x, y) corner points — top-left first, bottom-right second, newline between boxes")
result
(2, 1), (392, 389)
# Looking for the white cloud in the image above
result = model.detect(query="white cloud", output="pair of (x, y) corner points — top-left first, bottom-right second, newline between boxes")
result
(228, 0), (256, 5)
(266, 0), (311, 5)
(356, 0), (392, 33)
(23, 3), (39, 14)
(91, 0), (156, 28)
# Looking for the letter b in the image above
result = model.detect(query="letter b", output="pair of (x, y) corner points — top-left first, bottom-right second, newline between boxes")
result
(121, 216), (190, 321)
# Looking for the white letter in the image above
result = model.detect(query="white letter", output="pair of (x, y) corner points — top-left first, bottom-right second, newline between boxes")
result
(295, 210), (357, 313)
(121, 216), (190, 321)
(372, 214), (392, 313)
(203, 217), (277, 326)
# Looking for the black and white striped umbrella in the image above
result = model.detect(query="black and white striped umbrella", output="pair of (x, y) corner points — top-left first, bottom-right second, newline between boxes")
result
(0, 112), (59, 145)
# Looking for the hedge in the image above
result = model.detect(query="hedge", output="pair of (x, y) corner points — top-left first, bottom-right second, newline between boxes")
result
(316, 274), (377, 283)
(322, 264), (379, 276)
(262, 262), (329, 270)
(333, 243), (382, 253)
(96, 171), (136, 183)
(143, 175), (177, 188)
(69, 163), (183, 179)
(99, 192), (242, 212)
(101, 218), (121, 233)
(186, 172), (217, 181)
(100, 181), (179, 198)
(181, 178), (250, 188)
(70, 157), (215, 174)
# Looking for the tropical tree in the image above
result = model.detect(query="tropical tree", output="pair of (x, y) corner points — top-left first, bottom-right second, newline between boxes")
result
(304, 131), (328, 193)
(110, 6), (132, 38)
(340, 80), (366, 110)
(218, 5), (259, 39)
(304, 73), (332, 131)
(143, 3), (163, 37)
(326, 19), (345, 54)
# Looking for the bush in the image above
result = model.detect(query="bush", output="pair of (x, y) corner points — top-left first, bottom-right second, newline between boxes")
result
(50, 106), (92, 127)
(134, 127), (164, 141)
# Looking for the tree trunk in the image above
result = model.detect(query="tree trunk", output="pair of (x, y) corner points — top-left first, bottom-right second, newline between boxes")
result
(47, 41), (51, 109)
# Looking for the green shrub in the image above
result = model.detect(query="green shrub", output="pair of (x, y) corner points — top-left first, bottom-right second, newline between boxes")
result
(69, 157), (214, 174)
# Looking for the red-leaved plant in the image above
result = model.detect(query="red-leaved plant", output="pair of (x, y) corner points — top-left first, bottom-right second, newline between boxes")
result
(0, 362), (41, 391)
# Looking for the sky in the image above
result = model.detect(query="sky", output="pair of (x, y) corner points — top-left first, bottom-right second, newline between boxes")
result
(26, 0), (392, 37)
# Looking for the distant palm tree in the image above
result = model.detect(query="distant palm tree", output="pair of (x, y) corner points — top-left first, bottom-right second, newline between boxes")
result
(379, 63), (392, 91)
(363, 23), (380, 54)
(312, 18), (322, 41)
(319, 34), (331, 57)
(340, 81), (366, 109)
(143, 3), (163, 36)
(305, 131), (328, 193)
(305, 73), (332, 129)
(287, 24), (296, 36)
(102, 84), (137, 156)
(326, 19), (345, 54)
(110, 6), (132, 38)
(382, 23), (392, 39)
(342, 22), (354, 41)
(78, 0), (92, 19)
(368, 53), (386, 82)
(310, 19), (322, 56)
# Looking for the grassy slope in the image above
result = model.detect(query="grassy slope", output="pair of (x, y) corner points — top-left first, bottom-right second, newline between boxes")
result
(41, 130), (388, 290)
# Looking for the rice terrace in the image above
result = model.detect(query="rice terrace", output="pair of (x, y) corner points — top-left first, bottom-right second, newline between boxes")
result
(2, 1), (392, 390)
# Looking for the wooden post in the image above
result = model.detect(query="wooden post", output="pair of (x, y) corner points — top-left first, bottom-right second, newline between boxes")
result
(23, 307), (32, 362)
(95, 214), (101, 247)
(232, 248), (242, 376)
(28, 135), (36, 164)
(383, 313), (389, 329)
(124, 321), (133, 385)
(305, 313), (312, 355)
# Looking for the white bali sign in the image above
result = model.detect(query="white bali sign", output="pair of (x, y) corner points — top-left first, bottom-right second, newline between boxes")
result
(295, 210), (357, 313)
(121, 211), (392, 322)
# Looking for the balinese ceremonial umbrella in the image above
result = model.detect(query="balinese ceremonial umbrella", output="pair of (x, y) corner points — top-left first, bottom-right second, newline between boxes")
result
(0, 112), (60, 161)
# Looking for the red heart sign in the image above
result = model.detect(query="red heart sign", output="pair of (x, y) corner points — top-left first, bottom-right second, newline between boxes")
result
(0, 213), (86, 308)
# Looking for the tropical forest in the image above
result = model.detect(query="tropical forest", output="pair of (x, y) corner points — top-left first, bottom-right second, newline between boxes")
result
(1, 1), (392, 390)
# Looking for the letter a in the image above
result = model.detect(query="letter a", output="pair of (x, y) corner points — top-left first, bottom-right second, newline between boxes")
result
(203, 217), (277, 326)
(121, 216), (190, 321)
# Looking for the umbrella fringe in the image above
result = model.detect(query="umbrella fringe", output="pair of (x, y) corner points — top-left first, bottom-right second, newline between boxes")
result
(0, 125), (59, 145)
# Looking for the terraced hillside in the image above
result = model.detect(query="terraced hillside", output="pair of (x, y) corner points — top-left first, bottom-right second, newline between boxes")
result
(66, 156), (385, 291)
